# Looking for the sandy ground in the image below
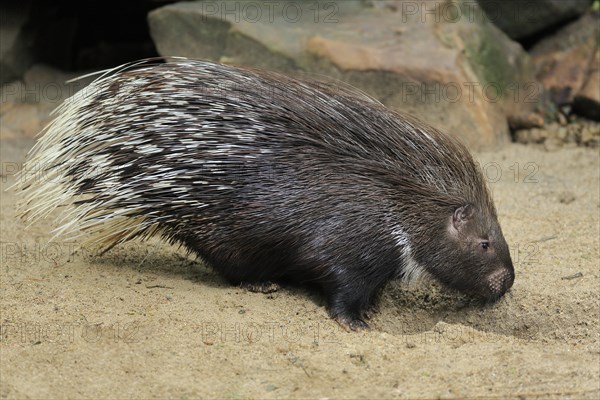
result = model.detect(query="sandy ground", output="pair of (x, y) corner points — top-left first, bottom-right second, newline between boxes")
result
(1, 132), (599, 399)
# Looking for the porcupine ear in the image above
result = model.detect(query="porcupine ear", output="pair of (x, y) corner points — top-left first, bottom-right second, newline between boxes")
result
(451, 204), (474, 233)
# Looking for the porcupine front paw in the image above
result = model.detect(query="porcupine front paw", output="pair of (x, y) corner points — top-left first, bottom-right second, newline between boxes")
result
(363, 303), (380, 320)
(332, 312), (371, 331)
(331, 303), (380, 331)
(327, 296), (373, 331)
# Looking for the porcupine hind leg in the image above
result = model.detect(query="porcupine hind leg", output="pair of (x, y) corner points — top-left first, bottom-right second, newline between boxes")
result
(199, 253), (281, 292)
(191, 241), (286, 293)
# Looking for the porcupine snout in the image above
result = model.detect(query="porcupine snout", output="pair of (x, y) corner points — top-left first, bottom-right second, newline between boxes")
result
(486, 267), (514, 299)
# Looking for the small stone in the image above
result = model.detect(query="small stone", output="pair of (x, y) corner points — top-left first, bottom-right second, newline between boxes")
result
(563, 141), (578, 148)
(585, 135), (599, 147)
(580, 126), (593, 144)
(513, 129), (531, 144)
(544, 137), (562, 151)
(566, 124), (580, 142)
(508, 112), (545, 130)
(545, 122), (559, 135)
(529, 128), (543, 143)
(557, 112), (568, 126)
(0, 102), (45, 137)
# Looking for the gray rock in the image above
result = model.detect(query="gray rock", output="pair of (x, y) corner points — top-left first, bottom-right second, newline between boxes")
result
(531, 11), (599, 108)
(477, 0), (593, 39)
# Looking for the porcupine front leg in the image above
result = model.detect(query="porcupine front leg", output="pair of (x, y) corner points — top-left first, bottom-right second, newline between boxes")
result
(324, 270), (388, 331)
(299, 216), (396, 330)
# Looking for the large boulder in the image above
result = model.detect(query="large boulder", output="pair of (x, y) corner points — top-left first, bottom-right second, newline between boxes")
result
(149, 0), (542, 149)
(477, 0), (593, 40)
(531, 11), (599, 119)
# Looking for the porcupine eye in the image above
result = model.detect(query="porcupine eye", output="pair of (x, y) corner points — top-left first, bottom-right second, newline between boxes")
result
(480, 241), (489, 250)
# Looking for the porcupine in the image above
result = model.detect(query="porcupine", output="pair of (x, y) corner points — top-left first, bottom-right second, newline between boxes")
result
(17, 58), (514, 329)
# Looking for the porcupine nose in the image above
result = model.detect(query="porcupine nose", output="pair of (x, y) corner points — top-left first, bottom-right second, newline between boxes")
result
(486, 268), (514, 299)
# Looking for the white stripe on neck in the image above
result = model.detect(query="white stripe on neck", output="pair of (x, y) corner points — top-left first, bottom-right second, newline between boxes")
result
(392, 226), (425, 284)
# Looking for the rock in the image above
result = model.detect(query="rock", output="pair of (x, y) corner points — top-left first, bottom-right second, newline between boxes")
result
(557, 126), (568, 140)
(531, 11), (599, 107)
(530, 128), (545, 143)
(580, 121), (600, 146)
(513, 129), (531, 144)
(557, 112), (568, 126)
(0, 101), (46, 138)
(0, 63), (78, 138)
(1, 63), (90, 108)
(508, 112), (545, 130)
(477, 0), (594, 39)
(148, 0), (541, 149)
(23, 64), (89, 105)
(566, 123), (581, 142)
(573, 50), (600, 120)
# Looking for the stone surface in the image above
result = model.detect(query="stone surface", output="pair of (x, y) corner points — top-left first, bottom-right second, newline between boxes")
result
(0, 64), (88, 139)
(148, 0), (541, 149)
(477, 0), (594, 39)
(531, 11), (599, 107)
(0, 101), (46, 138)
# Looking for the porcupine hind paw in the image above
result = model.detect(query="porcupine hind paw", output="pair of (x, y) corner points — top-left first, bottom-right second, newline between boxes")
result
(241, 281), (281, 294)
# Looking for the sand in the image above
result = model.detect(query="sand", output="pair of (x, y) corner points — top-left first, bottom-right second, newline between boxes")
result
(1, 134), (598, 399)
